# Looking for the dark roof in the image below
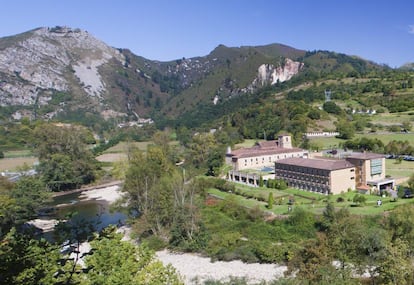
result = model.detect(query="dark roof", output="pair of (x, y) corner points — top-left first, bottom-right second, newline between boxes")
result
(346, 152), (385, 160)
(275, 157), (355, 171)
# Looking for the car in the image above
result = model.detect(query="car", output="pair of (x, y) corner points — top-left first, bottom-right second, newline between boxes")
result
(403, 189), (414, 199)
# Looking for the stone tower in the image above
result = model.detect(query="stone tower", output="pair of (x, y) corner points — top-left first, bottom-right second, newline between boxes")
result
(278, 135), (292, 149)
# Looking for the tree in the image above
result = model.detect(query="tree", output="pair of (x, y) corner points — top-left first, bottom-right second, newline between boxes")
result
(267, 192), (274, 209)
(84, 227), (183, 285)
(188, 133), (219, 171)
(377, 239), (413, 285)
(335, 119), (355, 139)
(0, 228), (64, 285)
(11, 176), (50, 224)
(286, 233), (339, 283)
(408, 173), (414, 191)
(259, 175), (264, 187)
(122, 146), (175, 237)
(353, 227), (389, 280)
(0, 176), (17, 237)
(387, 204), (414, 252)
(323, 101), (342, 115)
(34, 124), (98, 191)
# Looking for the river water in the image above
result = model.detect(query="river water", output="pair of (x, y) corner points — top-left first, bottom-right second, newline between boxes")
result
(39, 187), (126, 240)
(54, 192), (125, 227)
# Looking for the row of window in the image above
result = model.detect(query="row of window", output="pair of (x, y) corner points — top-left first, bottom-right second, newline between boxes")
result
(243, 153), (303, 166)
(275, 165), (329, 176)
(287, 180), (330, 194)
(277, 173), (330, 186)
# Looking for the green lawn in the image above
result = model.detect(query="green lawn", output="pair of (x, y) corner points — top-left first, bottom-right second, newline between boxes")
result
(370, 111), (414, 125)
(234, 139), (264, 149)
(309, 132), (414, 150)
(385, 159), (414, 178)
(208, 183), (414, 216)
(103, 141), (153, 153)
(4, 149), (33, 158)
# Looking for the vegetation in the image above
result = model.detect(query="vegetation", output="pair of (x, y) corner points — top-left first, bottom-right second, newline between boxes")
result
(34, 124), (98, 191)
(1, 43), (414, 284)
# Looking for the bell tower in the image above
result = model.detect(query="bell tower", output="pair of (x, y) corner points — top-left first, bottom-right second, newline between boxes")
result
(278, 135), (292, 149)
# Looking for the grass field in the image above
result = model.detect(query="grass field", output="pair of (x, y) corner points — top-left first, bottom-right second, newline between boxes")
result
(96, 153), (128, 163)
(103, 141), (153, 153)
(385, 159), (414, 179)
(4, 150), (33, 158)
(209, 183), (414, 216)
(308, 132), (414, 149)
(0, 157), (38, 172)
(370, 111), (414, 125)
(234, 139), (264, 149)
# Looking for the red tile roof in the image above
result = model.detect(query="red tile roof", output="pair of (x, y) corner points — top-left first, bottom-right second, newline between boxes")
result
(228, 141), (305, 159)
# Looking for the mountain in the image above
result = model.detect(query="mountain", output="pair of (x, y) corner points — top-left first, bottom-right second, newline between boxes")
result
(399, 62), (414, 71)
(0, 26), (388, 128)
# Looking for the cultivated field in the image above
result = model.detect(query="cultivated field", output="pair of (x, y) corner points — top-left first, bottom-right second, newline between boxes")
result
(0, 157), (37, 172)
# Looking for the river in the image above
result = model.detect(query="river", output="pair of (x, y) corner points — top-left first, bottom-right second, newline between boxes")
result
(33, 185), (126, 239)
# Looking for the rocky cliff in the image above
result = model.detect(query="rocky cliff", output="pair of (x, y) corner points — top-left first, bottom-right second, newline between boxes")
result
(0, 26), (126, 120)
(255, 58), (303, 86)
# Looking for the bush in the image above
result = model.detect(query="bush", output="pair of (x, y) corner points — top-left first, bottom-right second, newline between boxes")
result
(212, 178), (236, 192)
(336, 197), (345, 203)
(353, 193), (367, 205)
(142, 235), (167, 251)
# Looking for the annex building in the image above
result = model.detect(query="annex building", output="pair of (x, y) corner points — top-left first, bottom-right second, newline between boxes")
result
(225, 135), (308, 171)
(274, 152), (394, 195)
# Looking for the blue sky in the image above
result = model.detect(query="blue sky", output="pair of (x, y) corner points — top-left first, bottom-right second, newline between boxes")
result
(1, 0), (413, 67)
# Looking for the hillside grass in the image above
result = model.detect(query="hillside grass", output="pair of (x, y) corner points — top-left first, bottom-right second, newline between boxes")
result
(308, 132), (414, 149)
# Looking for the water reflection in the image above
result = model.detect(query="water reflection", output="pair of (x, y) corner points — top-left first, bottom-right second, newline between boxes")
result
(45, 191), (126, 235)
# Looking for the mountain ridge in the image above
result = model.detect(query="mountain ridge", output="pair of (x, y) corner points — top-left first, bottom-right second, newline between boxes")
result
(0, 26), (391, 128)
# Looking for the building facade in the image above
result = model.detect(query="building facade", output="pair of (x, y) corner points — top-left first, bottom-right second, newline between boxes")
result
(275, 157), (356, 195)
(226, 135), (308, 171)
(345, 153), (394, 191)
(274, 152), (394, 195)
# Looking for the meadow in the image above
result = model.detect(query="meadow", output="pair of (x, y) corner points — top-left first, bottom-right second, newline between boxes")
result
(209, 182), (414, 217)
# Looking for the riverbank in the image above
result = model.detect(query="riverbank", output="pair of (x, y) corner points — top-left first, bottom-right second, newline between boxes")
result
(30, 184), (123, 231)
(52, 180), (123, 197)
(31, 184), (288, 284)
(156, 250), (287, 284)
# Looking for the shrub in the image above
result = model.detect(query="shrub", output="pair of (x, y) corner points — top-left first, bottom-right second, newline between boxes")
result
(336, 197), (345, 203)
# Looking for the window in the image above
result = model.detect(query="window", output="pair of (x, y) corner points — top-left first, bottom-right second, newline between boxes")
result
(371, 159), (382, 175)
(350, 169), (355, 172)
(351, 177), (355, 180)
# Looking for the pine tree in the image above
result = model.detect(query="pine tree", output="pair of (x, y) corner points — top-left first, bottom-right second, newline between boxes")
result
(267, 192), (274, 209)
